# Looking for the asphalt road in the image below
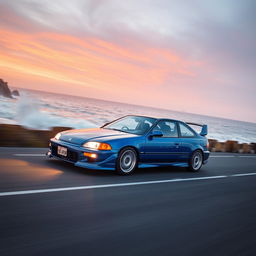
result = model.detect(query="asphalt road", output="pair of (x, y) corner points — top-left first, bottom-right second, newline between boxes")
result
(0, 147), (256, 256)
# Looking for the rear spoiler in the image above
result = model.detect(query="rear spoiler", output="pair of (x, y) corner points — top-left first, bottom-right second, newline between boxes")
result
(186, 122), (208, 136)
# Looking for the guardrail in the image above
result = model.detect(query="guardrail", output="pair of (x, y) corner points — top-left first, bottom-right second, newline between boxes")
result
(0, 124), (255, 153)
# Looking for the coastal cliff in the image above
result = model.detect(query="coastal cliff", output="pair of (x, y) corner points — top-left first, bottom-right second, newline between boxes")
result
(0, 78), (20, 98)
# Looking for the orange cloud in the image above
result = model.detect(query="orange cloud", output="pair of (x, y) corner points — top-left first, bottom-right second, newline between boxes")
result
(0, 26), (198, 94)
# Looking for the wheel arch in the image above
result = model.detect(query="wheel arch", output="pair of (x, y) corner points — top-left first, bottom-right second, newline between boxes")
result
(118, 145), (140, 160)
(191, 148), (204, 159)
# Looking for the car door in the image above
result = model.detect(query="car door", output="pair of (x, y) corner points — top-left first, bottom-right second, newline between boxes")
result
(178, 122), (197, 161)
(141, 120), (181, 163)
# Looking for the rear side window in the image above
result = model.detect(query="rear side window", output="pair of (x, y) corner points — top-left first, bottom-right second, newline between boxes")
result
(153, 120), (178, 137)
(179, 123), (196, 137)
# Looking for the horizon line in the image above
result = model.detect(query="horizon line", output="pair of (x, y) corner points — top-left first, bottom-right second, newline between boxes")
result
(11, 85), (256, 125)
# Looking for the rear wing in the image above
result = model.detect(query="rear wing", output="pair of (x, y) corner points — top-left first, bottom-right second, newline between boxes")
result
(186, 122), (208, 136)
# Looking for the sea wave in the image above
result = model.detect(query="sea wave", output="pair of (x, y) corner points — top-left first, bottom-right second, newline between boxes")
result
(0, 94), (97, 130)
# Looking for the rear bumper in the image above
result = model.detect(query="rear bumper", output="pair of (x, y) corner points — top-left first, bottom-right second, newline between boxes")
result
(203, 151), (210, 164)
(48, 139), (117, 170)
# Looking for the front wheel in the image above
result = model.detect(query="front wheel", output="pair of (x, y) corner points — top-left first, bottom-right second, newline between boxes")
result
(116, 147), (138, 175)
(188, 150), (203, 172)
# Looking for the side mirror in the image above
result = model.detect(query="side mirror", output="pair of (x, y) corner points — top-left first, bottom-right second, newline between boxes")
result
(200, 125), (208, 136)
(150, 130), (163, 137)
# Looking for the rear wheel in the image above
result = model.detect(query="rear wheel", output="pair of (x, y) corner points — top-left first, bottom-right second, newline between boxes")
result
(116, 147), (138, 175)
(189, 150), (203, 172)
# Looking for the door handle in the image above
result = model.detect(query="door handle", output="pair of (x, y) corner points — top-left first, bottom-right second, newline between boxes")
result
(174, 143), (180, 148)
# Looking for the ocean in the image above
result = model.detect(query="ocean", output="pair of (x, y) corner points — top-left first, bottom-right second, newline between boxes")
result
(0, 89), (255, 143)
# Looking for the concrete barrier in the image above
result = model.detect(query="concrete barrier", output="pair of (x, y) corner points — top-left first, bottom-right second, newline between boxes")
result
(208, 139), (255, 154)
(0, 124), (72, 147)
(224, 140), (239, 153)
(238, 143), (251, 154)
(208, 139), (218, 151)
(250, 143), (256, 154)
(212, 142), (226, 152)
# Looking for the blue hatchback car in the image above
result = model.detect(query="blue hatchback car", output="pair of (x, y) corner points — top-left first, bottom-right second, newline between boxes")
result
(48, 115), (210, 174)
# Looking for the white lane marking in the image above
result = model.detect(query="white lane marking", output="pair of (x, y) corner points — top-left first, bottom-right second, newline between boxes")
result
(0, 175), (226, 197)
(210, 156), (235, 158)
(239, 156), (256, 158)
(14, 154), (45, 157)
(210, 155), (256, 158)
(231, 172), (256, 177)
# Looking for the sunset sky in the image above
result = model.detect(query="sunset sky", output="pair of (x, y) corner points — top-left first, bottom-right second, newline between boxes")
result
(0, 0), (255, 122)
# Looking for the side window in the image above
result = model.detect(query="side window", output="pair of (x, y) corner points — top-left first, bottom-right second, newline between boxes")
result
(179, 123), (195, 137)
(153, 120), (178, 137)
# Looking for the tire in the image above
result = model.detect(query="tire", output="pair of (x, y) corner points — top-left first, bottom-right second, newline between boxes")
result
(188, 150), (203, 172)
(116, 147), (138, 175)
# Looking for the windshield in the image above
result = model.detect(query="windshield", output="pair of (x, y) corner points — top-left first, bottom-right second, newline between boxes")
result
(103, 116), (157, 135)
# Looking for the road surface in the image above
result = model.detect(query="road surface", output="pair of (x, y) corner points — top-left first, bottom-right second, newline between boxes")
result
(0, 147), (256, 256)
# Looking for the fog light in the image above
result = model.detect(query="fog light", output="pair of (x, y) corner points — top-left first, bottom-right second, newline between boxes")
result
(84, 152), (97, 159)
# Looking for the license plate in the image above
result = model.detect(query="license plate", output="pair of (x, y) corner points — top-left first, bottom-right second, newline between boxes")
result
(57, 146), (67, 157)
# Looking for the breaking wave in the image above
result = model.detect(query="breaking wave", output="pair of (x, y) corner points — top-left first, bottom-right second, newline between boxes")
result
(0, 93), (97, 130)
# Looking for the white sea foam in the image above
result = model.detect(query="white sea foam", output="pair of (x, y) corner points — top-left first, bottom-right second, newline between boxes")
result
(0, 90), (255, 143)
(0, 93), (97, 130)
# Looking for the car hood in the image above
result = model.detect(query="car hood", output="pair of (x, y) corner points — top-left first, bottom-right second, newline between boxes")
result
(59, 128), (137, 145)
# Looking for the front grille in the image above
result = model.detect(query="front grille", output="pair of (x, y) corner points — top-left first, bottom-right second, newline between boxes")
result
(51, 145), (58, 156)
(67, 150), (78, 162)
(51, 145), (78, 163)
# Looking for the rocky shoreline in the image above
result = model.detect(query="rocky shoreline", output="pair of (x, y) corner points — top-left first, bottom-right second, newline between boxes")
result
(0, 124), (255, 153)
(0, 78), (20, 98)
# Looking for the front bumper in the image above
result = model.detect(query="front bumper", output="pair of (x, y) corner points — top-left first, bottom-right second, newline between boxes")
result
(48, 139), (117, 171)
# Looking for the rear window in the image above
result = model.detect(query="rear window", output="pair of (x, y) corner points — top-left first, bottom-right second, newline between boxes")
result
(179, 123), (196, 137)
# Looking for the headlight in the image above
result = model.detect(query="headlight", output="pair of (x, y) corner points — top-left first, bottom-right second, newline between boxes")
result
(83, 141), (112, 150)
(55, 133), (61, 140)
